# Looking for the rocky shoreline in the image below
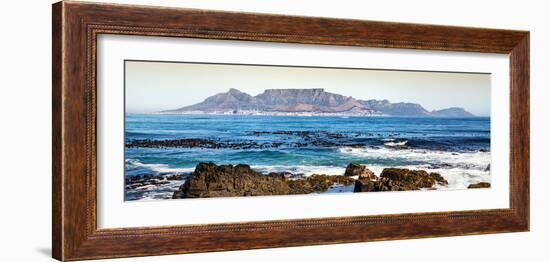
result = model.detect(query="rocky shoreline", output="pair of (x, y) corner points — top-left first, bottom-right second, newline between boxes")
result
(167, 163), (489, 199)
(172, 163), (356, 198)
(125, 162), (491, 200)
(353, 167), (448, 192)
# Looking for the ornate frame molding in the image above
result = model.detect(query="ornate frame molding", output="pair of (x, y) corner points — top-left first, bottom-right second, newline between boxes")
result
(53, 1), (529, 261)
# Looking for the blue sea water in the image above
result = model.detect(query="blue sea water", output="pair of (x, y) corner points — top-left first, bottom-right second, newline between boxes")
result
(125, 114), (491, 200)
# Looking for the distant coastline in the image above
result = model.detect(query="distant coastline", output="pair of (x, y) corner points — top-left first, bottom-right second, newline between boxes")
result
(136, 112), (488, 118)
(158, 88), (477, 117)
(154, 110), (384, 117)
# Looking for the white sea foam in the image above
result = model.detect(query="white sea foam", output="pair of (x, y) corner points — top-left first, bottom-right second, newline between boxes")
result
(126, 145), (491, 200)
(323, 184), (355, 194)
(126, 179), (186, 201)
(251, 165), (346, 177)
(127, 159), (347, 177)
(339, 147), (490, 170)
(126, 159), (195, 174)
(383, 140), (408, 147)
(338, 147), (491, 189)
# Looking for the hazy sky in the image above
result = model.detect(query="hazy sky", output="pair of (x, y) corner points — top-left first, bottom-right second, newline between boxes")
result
(125, 60), (491, 116)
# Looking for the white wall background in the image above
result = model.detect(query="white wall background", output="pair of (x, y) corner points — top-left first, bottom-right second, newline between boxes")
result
(0, 0), (546, 261)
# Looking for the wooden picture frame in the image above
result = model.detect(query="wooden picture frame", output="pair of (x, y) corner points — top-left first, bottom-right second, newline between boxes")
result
(52, 1), (529, 261)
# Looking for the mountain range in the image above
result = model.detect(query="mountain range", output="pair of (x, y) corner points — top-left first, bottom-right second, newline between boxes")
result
(161, 88), (475, 117)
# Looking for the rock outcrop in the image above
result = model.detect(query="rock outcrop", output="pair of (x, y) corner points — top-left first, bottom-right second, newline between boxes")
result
(125, 131), (368, 149)
(172, 163), (355, 198)
(344, 163), (376, 180)
(467, 182), (491, 188)
(354, 168), (448, 192)
(172, 163), (288, 198)
(125, 138), (264, 149)
(171, 163), (452, 198)
(287, 174), (355, 194)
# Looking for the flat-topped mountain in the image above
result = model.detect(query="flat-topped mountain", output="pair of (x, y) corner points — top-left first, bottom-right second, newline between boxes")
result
(161, 88), (475, 117)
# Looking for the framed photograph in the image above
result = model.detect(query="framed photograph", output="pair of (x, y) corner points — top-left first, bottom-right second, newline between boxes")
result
(52, 1), (529, 261)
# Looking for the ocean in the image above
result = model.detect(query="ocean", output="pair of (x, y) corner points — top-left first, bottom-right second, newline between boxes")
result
(125, 114), (491, 200)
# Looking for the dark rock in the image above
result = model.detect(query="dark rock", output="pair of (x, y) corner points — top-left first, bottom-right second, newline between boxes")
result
(170, 163), (452, 197)
(125, 134), (371, 150)
(468, 182), (491, 189)
(344, 163), (376, 180)
(173, 163), (290, 198)
(166, 174), (185, 180)
(288, 174), (355, 194)
(380, 168), (447, 188)
(172, 163), (355, 198)
(354, 168), (448, 192)
(429, 172), (448, 185)
(484, 164), (491, 172)
(125, 138), (261, 149)
(354, 177), (417, 192)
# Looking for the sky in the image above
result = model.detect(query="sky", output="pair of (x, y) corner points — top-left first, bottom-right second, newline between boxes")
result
(125, 60), (491, 116)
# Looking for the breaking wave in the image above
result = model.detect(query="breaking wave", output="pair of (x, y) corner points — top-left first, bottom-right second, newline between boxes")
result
(338, 147), (491, 189)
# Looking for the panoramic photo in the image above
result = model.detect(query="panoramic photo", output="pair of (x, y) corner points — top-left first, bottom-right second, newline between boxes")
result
(124, 60), (491, 201)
